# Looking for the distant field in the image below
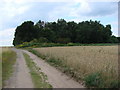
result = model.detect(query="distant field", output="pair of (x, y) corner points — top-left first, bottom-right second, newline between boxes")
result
(2, 47), (16, 87)
(0, 47), (2, 88)
(34, 46), (118, 88)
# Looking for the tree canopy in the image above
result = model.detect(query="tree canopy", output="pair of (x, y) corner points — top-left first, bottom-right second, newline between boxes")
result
(13, 19), (119, 46)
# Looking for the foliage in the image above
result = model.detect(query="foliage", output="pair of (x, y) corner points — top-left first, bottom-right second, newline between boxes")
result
(13, 19), (119, 46)
(109, 35), (119, 43)
(16, 42), (117, 48)
(13, 21), (40, 45)
(84, 72), (120, 88)
(84, 72), (103, 87)
(117, 37), (120, 43)
(56, 38), (71, 44)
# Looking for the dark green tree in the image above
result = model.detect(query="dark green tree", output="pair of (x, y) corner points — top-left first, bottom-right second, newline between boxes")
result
(13, 21), (40, 45)
(67, 21), (77, 42)
(102, 24), (112, 43)
(117, 37), (120, 43)
(13, 19), (115, 46)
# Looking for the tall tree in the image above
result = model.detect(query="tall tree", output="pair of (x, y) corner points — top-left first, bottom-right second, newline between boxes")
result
(13, 21), (39, 45)
(13, 19), (115, 46)
(67, 21), (77, 42)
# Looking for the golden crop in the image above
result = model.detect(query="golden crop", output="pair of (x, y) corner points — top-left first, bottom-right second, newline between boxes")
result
(34, 46), (118, 83)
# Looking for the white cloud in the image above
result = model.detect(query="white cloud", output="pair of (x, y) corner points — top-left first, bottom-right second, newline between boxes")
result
(48, 2), (75, 20)
(0, 28), (15, 46)
(77, 2), (91, 14)
(47, 2), (92, 21)
(112, 27), (118, 36)
(48, 1), (117, 21)
(74, 2), (117, 17)
(0, 28), (15, 36)
(111, 21), (118, 36)
(0, 0), (31, 23)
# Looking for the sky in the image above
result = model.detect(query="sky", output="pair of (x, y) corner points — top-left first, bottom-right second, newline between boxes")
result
(0, 0), (119, 46)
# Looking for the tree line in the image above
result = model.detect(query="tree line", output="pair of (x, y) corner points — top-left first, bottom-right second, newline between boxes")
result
(13, 19), (119, 46)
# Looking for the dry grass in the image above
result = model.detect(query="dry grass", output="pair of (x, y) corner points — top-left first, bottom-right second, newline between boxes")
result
(2, 47), (16, 87)
(34, 46), (118, 87)
(0, 47), (2, 59)
(0, 47), (2, 89)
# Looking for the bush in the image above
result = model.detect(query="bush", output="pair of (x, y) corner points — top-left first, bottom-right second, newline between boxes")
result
(67, 43), (74, 46)
(30, 37), (49, 43)
(30, 39), (38, 43)
(38, 37), (49, 43)
(56, 38), (71, 44)
(108, 36), (119, 43)
(109, 80), (120, 88)
(84, 72), (103, 87)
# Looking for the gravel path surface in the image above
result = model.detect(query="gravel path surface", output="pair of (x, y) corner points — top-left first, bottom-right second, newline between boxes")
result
(4, 48), (34, 88)
(23, 49), (84, 88)
(4, 48), (84, 88)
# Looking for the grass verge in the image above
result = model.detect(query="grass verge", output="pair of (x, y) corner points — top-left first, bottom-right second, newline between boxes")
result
(27, 48), (64, 69)
(23, 53), (52, 88)
(27, 48), (82, 82)
(16, 42), (118, 48)
(2, 48), (16, 86)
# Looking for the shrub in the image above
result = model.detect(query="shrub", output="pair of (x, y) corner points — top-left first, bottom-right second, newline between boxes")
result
(108, 36), (119, 43)
(30, 39), (38, 43)
(37, 37), (49, 43)
(30, 37), (49, 43)
(109, 80), (120, 88)
(56, 38), (71, 44)
(84, 72), (103, 87)
(67, 43), (74, 46)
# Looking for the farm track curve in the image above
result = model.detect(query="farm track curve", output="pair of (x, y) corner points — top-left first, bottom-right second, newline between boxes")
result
(4, 48), (84, 88)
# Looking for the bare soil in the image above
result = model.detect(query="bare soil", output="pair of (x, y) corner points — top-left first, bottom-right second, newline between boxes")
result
(4, 48), (84, 88)
(4, 48), (34, 88)
(22, 49), (84, 88)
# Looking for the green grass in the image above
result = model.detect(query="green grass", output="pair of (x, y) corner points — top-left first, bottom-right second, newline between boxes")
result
(16, 42), (118, 48)
(27, 48), (64, 69)
(2, 48), (16, 86)
(23, 53), (52, 88)
(84, 72), (103, 87)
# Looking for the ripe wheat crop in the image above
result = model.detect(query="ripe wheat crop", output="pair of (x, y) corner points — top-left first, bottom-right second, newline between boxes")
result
(34, 46), (119, 87)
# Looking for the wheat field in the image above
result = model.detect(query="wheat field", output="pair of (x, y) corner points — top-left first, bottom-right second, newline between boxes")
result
(34, 46), (118, 87)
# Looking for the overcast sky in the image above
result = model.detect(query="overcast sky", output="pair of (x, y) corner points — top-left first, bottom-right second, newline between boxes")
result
(0, 0), (119, 46)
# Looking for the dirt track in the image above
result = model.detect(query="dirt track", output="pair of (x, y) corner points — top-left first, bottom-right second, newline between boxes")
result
(4, 48), (84, 88)
(4, 48), (34, 88)
(22, 49), (84, 88)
